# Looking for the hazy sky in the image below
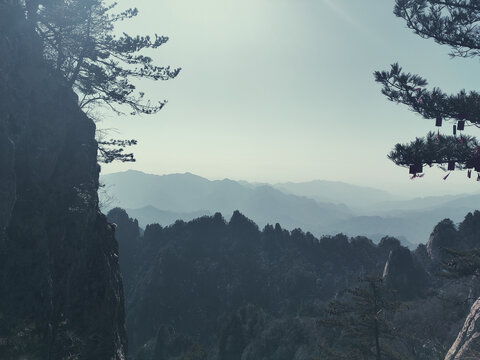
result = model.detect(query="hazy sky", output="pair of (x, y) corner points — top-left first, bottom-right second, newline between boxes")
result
(100, 0), (480, 197)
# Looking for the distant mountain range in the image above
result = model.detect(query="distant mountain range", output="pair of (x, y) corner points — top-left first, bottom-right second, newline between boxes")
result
(101, 170), (480, 246)
(101, 170), (352, 232)
(274, 180), (397, 208)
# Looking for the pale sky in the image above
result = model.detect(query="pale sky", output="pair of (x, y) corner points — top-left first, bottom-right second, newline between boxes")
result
(100, 0), (480, 198)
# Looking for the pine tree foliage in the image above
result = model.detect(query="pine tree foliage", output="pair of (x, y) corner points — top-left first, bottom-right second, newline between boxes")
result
(375, 1), (480, 175)
(97, 139), (137, 163)
(388, 131), (480, 168)
(27, 0), (180, 115)
(23, 0), (180, 162)
(443, 247), (480, 277)
(394, 0), (480, 58)
(319, 277), (404, 360)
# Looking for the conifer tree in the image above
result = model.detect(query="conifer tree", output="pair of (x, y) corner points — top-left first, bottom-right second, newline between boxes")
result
(319, 277), (402, 360)
(375, 0), (480, 178)
(24, 0), (180, 162)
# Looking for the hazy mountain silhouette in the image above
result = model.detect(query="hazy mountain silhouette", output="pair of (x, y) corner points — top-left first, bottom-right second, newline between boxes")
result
(124, 206), (213, 228)
(274, 180), (397, 208)
(347, 195), (480, 244)
(101, 170), (480, 245)
(101, 170), (352, 231)
(359, 193), (480, 215)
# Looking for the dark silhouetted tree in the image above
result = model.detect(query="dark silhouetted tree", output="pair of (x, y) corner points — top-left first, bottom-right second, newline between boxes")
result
(24, 0), (180, 162)
(319, 277), (402, 360)
(375, 1), (480, 177)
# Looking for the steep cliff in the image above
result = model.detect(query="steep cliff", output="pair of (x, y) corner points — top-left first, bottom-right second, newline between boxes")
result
(0, 1), (127, 359)
(426, 218), (459, 266)
(382, 246), (428, 300)
(445, 298), (480, 360)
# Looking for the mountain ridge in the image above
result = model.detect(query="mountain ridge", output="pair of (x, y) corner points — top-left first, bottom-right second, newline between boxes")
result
(101, 170), (480, 245)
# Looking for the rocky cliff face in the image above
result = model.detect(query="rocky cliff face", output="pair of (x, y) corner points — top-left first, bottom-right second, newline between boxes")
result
(382, 246), (428, 300)
(0, 2), (127, 359)
(445, 298), (480, 360)
(426, 218), (458, 265)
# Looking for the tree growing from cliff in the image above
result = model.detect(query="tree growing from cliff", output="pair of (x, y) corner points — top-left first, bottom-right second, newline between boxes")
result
(25, 0), (180, 162)
(27, 0), (179, 114)
(375, 0), (480, 177)
(319, 277), (402, 360)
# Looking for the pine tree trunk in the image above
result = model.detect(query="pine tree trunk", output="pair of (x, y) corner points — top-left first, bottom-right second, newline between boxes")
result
(372, 282), (381, 360)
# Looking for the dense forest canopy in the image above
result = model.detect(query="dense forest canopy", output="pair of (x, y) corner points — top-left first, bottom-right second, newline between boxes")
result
(108, 207), (480, 360)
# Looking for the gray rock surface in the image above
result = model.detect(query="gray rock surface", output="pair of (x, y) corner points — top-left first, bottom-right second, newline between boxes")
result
(445, 298), (480, 360)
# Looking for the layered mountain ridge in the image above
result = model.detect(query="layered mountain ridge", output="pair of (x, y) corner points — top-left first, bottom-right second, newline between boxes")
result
(101, 170), (480, 245)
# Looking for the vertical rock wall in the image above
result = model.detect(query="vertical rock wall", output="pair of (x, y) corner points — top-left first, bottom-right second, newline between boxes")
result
(0, 1), (127, 358)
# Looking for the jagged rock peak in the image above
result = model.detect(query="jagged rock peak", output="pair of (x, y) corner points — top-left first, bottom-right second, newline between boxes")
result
(427, 219), (458, 263)
(383, 246), (427, 299)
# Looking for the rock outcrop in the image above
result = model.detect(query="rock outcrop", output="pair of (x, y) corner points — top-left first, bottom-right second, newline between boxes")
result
(445, 299), (480, 360)
(0, 1), (127, 358)
(383, 246), (427, 299)
(426, 219), (458, 264)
